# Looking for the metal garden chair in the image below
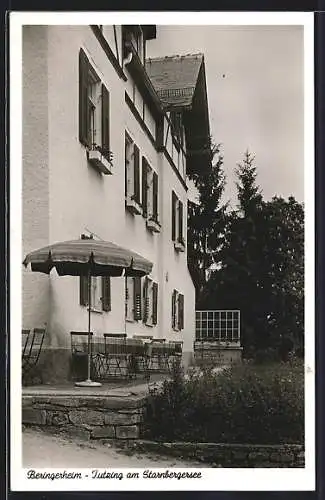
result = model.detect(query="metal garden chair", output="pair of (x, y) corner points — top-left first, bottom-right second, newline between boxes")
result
(70, 331), (94, 380)
(93, 333), (129, 379)
(147, 340), (170, 372)
(125, 338), (150, 380)
(22, 328), (45, 377)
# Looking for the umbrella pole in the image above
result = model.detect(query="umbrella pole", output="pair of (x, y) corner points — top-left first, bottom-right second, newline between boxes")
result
(124, 274), (127, 336)
(87, 269), (92, 380)
(75, 270), (102, 387)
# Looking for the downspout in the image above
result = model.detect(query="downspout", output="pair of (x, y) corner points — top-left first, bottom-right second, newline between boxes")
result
(113, 25), (120, 66)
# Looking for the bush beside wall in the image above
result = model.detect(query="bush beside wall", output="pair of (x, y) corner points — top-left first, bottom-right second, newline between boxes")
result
(143, 359), (304, 445)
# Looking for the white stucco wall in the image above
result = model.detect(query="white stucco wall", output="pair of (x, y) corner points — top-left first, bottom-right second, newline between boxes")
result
(157, 149), (195, 357)
(22, 26), (50, 332)
(22, 25), (195, 357)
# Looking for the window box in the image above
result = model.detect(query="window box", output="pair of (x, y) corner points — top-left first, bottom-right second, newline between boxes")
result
(125, 195), (143, 215)
(87, 145), (113, 175)
(174, 238), (185, 252)
(146, 217), (161, 233)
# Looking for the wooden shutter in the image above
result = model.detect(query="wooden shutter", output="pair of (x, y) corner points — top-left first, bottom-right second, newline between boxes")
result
(79, 49), (89, 147)
(125, 133), (130, 197)
(178, 293), (184, 330)
(171, 289), (177, 329)
(101, 84), (110, 151)
(152, 282), (158, 325)
(142, 157), (148, 217)
(133, 144), (140, 203)
(125, 277), (130, 318)
(178, 200), (183, 242)
(143, 277), (149, 323)
(152, 172), (158, 221)
(156, 117), (164, 150)
(133, 277), (142, 320)
(172, 191), (177, 241)
(80, 276), (89, 306)
(101, 276), (111, 312)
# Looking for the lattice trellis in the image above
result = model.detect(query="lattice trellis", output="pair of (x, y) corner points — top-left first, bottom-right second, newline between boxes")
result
(195, 310), (240, 342)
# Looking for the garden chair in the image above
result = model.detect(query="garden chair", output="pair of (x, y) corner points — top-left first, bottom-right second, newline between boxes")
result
(93, 333), (129, 379)
(166, 340), (183, 372)
(126, 338), (150, 380)
(70, 331), (94, 380)
(147, 340), (170, 372)
(22, 327), (45, 377)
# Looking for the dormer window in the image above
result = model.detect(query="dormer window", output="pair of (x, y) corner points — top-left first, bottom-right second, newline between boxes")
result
(170, 111), (184, 149)
(122, 25), (144, 65)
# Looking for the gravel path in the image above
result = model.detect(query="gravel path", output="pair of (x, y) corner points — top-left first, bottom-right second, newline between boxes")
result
(23, 429), (207, 468)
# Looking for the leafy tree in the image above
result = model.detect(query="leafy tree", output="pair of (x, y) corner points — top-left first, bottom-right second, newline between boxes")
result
(201, 151), (304, 357)
(188, 147), (304, 358)
(260, 196), (304, 356)
(187, 140), (228, 305)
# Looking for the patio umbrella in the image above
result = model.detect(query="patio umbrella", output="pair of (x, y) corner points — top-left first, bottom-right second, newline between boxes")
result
(23, 238), (153, 387)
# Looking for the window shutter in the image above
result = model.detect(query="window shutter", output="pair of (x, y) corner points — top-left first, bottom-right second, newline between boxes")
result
(178, 200), (183, 242)
(133, 144), (140, 203)
(80, 276), (89, 306)
(101, 276), (111, 312)
(172, 289), (177, 329)
(125, 134), (130, 197)
(178, 293), (184, 330)
(143, 277), (149, 323)
(152, 282), (158, 325)
(125, 278), (129, 318)
(142, 157), (148, 218)
(101, 84), (110, 152)
(152, 172), (158, 221)
(133, 277), (142, 320)
(156, 117), (164, 149)
(79, 49), (89, 147)
(172, 191), (177, 241)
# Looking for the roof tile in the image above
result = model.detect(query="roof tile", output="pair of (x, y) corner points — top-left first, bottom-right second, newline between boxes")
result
(146, 53), (203, 108)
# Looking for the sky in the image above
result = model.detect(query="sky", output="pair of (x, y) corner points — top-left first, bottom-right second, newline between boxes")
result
(146, 25), (304, 207)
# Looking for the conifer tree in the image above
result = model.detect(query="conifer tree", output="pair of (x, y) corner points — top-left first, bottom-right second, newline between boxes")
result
(187, 140), (228, 305)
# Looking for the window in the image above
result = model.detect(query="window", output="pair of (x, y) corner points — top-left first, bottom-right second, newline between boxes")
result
(170, 111), (184, 149)
(129, 26), (144, 61)
(125, 277), (142, 321)
(172, 290), (184, 331)
(79, 275), (111, 312)
(87, 72), (98, 146)
(79, 49), (111, 161)
(142, 157), (159, 223)
(125, 133), (141, 212)
(125, 277), (158, 325)
(172, 191), (185, 248)
(143, 278), (158, 326)
(79, 234), (111, 312)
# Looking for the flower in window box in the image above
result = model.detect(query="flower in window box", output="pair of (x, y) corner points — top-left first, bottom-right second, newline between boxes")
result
(148, 215), (161, 226)
(91, 143), (113, 165)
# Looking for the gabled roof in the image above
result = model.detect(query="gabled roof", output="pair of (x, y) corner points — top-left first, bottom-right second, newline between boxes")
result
(145, 53), (204, 109)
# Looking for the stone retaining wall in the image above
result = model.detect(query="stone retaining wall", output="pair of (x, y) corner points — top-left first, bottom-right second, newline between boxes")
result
(194, 342), (243, 366)
(22, 394), (147, 440)
(125, 440), (304, 468)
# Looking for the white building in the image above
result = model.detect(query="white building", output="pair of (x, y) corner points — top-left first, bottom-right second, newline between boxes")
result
(22, 25), (211, 382)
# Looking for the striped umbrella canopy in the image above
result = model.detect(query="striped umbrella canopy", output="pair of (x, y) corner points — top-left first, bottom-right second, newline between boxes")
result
(23, 238), (153, 277)
(23, 238), (153, 387)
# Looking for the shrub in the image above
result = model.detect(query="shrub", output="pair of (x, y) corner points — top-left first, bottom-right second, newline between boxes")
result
(144, 358), (304, 444)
